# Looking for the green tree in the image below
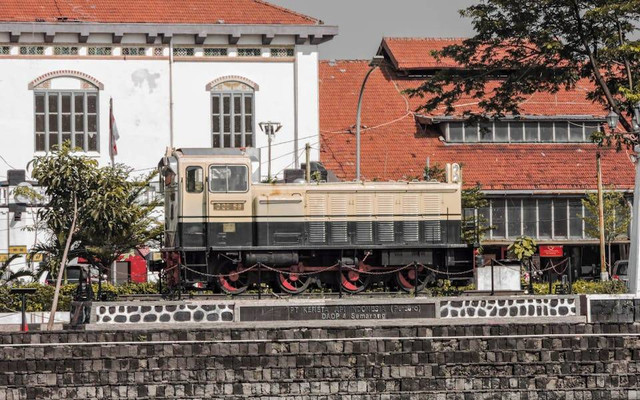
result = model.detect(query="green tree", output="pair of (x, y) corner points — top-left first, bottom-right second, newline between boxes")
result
(423, 162), (447, 182)
(581, 190), (631, 271)
(28, 142), (161, 328)
(405, 0), (640, 140)
(461, 184), (493, 247)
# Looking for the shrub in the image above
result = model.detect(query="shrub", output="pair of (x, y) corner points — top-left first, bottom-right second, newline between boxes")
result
(0, 282), (159, 312)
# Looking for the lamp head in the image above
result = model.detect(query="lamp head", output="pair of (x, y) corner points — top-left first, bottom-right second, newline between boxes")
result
(606, 109), (619, 131)
(369, 55), (385, 67)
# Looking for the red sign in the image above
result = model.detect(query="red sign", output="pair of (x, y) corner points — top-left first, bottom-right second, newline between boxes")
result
(539, 245), (563, 258)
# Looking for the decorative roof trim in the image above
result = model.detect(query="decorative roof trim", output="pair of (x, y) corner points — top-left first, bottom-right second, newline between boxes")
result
(206, 76), (259, 91)
(28, 70), (104, 90)
(0, 22), (337, 45)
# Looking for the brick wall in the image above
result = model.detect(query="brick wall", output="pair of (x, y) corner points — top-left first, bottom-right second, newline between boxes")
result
(1, 323), (639, 399)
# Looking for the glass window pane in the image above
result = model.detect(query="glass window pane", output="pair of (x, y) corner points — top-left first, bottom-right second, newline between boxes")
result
(62, 132), (71, 145)
(212, 116), (220, 133)
(35, 115), (45, 132)
(223, 116), (230, 133)
(61, 94), (71, 113)
(510, 122), (524, 142)
(88, 132), (97, 151)
(212, 96), (220, 115)
(553, 199), (567, 238)
(186, 167), (204, 193)
(479, 122), (492, 142)
(36, 134), (45, 151)
(223, 134), (231, 147)
(244, 95), (252, 114)
(555, 122), (568, 142)
(491, 199), (505, 238)
(35, 94), (45, 113)
(525, 122), (538, 142)
(233, 95), (241, 114)
(227, 166), (248, 192)
(540, 122), (553, 142)
(48, 94), (58, 112)
(465, 123), (478, 142)
(213, 134), (220, 148)
(75, 115), (84, 131)
(538, 199), (552, 237)
(235, 135), (242, 148)
(75, 133), (84, 151)
(209, 166), (227, 192)
(584, 123), (600, 141)
(88, 115), (97, 132)
(245, 134), (253, 147)
(494, 122), (508, 142)
(48, 114), (58, 132)
(245, 116), (252, 133)
(449, 122), (463, 142)
(507, 198), (521, 237)
(569, 199), (583, 238)
(74, 94), (84, 113)
(234, 116), (241, 133)
(223, 96), (230, 114)
(62, 115), (71, 132)
(87, 95), (97, 113)
(569, 122), (584, 141)
(523, 199), (536, 236)
(49, 133), (59, 148)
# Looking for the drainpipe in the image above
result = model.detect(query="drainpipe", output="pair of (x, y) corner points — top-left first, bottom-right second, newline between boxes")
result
(293, 47), (299, 168)
(169, 38), (175, 148)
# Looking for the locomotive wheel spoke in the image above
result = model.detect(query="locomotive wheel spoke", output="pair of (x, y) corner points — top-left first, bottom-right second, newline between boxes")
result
(217, 261), (250, 295)
(277, 263), (312, 294)
(340, 262), (371, 294)
(395, 265), (432, 293)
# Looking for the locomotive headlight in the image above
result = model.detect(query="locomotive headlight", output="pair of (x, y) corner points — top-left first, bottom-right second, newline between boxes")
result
(451, 163), (461, 184)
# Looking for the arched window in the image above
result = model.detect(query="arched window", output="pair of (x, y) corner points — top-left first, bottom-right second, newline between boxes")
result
(30, 71), (101, 152)
(210, 80), (255, 148)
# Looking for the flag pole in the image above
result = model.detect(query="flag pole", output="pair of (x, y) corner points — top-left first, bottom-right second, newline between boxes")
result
(109, 97), (114, 167)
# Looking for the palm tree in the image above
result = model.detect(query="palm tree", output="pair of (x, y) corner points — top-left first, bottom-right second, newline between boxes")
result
(0, 254), (34, 287)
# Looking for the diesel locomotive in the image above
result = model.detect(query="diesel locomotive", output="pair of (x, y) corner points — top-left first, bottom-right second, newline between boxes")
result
(159, 148), (468, 294)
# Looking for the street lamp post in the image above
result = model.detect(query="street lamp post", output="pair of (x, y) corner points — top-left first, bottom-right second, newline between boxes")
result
(355, 55), (385, 182)
(609, 103), (640, 295)
(259, 122), (282, 181)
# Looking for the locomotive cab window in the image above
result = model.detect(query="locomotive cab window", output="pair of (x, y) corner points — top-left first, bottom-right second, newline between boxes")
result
(209, 165), (248, 193)
(185, 166), (204, 193)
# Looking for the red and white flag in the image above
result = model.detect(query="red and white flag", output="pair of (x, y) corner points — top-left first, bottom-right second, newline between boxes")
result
(109, 98), (119, 161)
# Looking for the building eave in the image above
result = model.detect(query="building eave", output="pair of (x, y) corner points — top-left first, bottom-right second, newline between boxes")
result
(417, 114), (606, 125)
(0, 22), (338, 44)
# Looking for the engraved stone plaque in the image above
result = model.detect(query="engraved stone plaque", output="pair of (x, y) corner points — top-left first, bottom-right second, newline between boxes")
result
(239, 303), (435, 322)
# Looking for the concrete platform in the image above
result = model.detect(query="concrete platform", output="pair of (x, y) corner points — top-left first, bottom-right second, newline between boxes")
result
(73, 294), (586, 330)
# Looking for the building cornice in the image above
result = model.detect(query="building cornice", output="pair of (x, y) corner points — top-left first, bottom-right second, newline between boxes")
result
(0, 22), (338, 45)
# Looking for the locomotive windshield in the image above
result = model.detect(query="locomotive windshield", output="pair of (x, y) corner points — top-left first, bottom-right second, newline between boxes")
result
(209, 165), (248, 192)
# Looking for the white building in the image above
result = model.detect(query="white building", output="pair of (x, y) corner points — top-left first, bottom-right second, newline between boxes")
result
(0, 0), (336, 270)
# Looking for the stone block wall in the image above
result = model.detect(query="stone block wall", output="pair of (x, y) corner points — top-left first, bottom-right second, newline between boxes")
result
(1, 323), (639, 399)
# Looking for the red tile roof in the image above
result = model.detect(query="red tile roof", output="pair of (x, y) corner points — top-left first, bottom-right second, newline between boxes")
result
(381, 37), (464, 69)
(319, 59), (635, 191)
(0, 0), (319, 25)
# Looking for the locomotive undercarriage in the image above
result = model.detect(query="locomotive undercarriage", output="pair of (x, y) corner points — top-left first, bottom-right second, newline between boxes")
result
(164, 248), (453, 295)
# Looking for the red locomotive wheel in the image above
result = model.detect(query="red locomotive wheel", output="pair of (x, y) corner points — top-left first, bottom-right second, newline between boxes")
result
(395, 264), (432, 293)
(217, 261), (250, 295)
(340, 262), (371, 294)
(277, 263), (312, 294)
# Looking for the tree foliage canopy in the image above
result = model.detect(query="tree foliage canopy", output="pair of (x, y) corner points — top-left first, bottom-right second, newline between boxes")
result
(28, 142), (161, 274)
(406, 0), (640, 136)
(581, 190), (631, 243)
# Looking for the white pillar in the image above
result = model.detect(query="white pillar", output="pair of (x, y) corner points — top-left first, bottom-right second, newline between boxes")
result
(628, 145), (640, 295)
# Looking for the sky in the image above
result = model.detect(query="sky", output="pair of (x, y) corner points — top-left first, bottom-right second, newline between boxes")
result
(268, 0), (476, 60)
